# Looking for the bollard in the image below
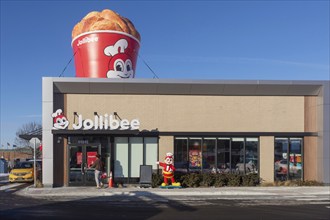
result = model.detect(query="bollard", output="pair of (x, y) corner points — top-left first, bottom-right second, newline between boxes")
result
(108, 171), (113, 188)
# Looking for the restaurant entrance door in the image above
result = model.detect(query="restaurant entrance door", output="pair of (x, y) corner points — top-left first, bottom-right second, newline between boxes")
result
(68, 144), (101, 186)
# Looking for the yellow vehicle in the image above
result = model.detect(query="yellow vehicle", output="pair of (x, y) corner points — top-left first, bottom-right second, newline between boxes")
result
(9, 161), (35, 183)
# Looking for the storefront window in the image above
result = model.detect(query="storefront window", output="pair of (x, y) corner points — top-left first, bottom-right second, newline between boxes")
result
(174, 137), (259, 175)
(245, 138), (258, 174)
(130, 137), (143, 178)
(202, 138), (216, 172)
(274, 138), (289, 181)
(100, 137), (110, 178)
(289, 138), (302, 180)
(174, 138), (188, 172)
(144, 137), (158, 170)
(231, 138), (244, 174)
(114, 137), (158, 182)
(217, 138), (230, 173)
(114, 137), (129, 178)
(274, 138), (303, 181)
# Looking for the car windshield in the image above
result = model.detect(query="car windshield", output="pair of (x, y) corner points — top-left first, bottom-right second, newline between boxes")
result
(14, 162), (33, 169)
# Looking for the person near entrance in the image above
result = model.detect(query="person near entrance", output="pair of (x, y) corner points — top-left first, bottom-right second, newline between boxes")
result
(90, 154), (103, 188)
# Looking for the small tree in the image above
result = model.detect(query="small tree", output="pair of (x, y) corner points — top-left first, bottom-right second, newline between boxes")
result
(14, 122), (42, 158)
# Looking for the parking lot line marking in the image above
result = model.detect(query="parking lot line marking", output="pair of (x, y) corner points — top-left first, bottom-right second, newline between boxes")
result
(0, 183), (22, 191)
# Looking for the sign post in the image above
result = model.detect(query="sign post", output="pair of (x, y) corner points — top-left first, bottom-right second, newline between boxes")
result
(29, 137), (40, 187)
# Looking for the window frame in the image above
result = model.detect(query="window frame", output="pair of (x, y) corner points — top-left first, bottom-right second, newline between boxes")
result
(174, 136), (259, 175)
(274, 137), (304, 181)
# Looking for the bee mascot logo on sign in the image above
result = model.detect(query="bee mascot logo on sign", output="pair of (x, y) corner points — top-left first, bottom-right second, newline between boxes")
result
(52, 109), (69, 130)
(156, 152), (181, 187)
(104, 39), (134, 79)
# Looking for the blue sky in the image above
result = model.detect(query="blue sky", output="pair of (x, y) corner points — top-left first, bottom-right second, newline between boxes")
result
(0, 0), (329, 148)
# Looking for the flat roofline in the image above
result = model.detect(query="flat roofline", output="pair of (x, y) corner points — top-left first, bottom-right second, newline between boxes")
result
(44, 77), (329, 96)
(47, 77), (328, 85)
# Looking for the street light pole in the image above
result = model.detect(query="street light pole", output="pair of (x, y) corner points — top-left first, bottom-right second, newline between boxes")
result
(34, 138), (36, 187)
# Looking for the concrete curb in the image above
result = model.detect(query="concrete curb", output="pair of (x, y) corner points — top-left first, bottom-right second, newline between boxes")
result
(15, 186), (330, 199)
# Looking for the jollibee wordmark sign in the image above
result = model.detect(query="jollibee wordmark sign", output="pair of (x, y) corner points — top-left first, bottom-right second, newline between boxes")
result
(52, 109), (140, 130)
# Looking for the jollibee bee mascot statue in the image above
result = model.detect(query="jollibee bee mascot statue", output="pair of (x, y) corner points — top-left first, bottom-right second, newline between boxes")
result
(156, 152), (181, 187)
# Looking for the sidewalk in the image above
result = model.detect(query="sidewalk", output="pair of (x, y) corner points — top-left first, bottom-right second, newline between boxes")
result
(15, 185), (330, 200)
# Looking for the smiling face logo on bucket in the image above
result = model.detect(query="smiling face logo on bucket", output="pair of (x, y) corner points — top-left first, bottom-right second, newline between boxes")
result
(52, 109), (69, 130)
(104, 39), (134, 79)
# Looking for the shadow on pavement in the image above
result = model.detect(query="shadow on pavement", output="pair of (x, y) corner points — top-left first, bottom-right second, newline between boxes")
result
(0, 188), (197, 220)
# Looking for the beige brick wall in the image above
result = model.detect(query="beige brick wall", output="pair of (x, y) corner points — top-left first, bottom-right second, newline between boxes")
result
(158, 136), (174, 162)
(63, 94), (316, 182)
(65, 94), (304, 132)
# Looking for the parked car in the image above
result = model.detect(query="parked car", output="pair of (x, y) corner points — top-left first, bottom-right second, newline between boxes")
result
(9, 160), (41, 183)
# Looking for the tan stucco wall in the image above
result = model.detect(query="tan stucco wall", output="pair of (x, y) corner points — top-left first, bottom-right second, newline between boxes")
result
(259, 136), (274, 182)
(304, 96), (317, 132)
(65, 95), (304, 132)
(303, 137), (318, 181)
(303, 97), (318, 181)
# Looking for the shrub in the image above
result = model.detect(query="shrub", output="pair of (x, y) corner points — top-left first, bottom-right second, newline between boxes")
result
(181, 173), (202, 188)
(227, 173), (242, 186)
(292, 179), (324, 186)
(242, 173), (260, 186)
(152, 173), (163, 188)
(174, 172), (185, 184)
(151, 172), (287, 188)
(260, 179), (324, 187)
(284, 180), (296, 186)
(214, 174), (228, 187)
(200, 173), (215, 187)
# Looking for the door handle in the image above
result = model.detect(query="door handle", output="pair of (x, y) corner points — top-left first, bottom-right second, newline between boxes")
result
(81, 163), (87, 175)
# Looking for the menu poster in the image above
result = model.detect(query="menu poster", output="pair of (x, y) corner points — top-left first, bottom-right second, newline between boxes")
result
(189, 149), (202, 168)
(87, 151), (97, 167)
(76, 152), (82, 165)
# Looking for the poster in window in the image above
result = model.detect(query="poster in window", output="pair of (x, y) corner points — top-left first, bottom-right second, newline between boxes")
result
(289, 153), (302, 173)
(76, 152), (82, 165)
(189, 149), (201, 168)
(87, 151), (97, 167)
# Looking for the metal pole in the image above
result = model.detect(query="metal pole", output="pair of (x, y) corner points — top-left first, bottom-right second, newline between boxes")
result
(34, 139), (36, 187)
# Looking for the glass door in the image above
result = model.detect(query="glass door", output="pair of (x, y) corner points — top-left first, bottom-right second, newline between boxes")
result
(68, 144), (101, 186)
(274, 138), (303, 181)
